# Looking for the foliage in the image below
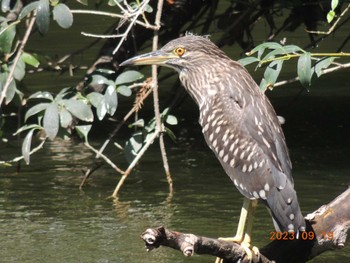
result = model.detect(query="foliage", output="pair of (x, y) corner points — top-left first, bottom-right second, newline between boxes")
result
(0, 0), (349, 192)
(239, 42), (340, 91)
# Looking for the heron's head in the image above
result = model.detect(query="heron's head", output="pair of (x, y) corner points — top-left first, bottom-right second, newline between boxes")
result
(120, 35), (228, 73)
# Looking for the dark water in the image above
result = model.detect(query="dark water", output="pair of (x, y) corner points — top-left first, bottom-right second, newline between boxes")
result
(1, 4), (350, 262)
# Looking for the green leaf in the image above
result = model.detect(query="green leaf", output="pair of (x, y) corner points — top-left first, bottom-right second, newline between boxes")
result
(124, 131), (143, 163)
(331, 0), (339, 10)
(104, 85), (118, 116)
(247, 42), (282, 56)
(59, 108), (73, 128)
(238, 57), (259, 66)
(28, 91), (53, 101)
(14, 124), (42, 135)
(21, 52), (40, 68)
(36, 0), (50, 34)
(129, 119), (144, 128)
(91, 74), (112, 86)
(297, 52), (312, 87)
(63, 99), (94, 122)
(115, 70), (144, 85)
(314, 57), (336, 77)
(22, 129), (35, 165)
(19, 1), (39, 19)
(76, 125), (91, 141)
(5, 79), (16, 104)
(327, 10), (335, 23)
(77, 0), (88, 5)
(165, 115), (178, 125)
(87, 92), (104, 108)
(53, 4), (73, 29)
(0, 22), (16, 54)
(12, 57), (25, 81)
(25, 102), (49, 121)
(261, 60), (283, 90)
(144, 4), (153, 13)
(43, 102), (59, 140)
(282, 45), (304, 54)
(117, 85), (132, 97)
(164, 127), (176, 141)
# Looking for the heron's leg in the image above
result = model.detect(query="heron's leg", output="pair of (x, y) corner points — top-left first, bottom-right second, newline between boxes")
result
(215, 198), (259, 263)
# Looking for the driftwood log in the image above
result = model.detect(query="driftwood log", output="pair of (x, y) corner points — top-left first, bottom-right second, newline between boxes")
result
(141, 187), (350, 263)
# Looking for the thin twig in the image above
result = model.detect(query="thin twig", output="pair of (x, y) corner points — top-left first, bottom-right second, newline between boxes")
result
(85, 141), (125, 174)
(0, 139), (46, 165)
(306, 3), (350, 35)
(70, 9), (158, 30)
(112, 129), (160, 197)
(151, 0), (173, 195)
(79, 83), (153, 189)
(0, 14), (36, 106)
(274, 62), (350, 87)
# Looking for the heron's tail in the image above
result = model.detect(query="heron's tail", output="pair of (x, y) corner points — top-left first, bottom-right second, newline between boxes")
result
(266, 180), (305, 235)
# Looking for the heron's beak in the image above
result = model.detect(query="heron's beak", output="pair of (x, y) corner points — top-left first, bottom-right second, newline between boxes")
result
(120, 50), (177, 67)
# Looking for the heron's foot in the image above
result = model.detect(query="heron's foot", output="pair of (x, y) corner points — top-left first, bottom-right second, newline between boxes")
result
(214, 237), (259, 263)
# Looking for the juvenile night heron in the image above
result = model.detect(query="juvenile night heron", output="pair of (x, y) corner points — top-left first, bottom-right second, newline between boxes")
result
(121, 34), (305, 260)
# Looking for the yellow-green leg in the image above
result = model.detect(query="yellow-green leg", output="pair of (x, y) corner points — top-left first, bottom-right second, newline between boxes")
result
(215, 198), (259, 263)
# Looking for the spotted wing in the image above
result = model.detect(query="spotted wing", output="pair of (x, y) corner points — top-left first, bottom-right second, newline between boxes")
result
(198, 64), (305, 232)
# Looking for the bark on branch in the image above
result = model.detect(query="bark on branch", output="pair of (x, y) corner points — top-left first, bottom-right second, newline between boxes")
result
(141, 187), (350, 263)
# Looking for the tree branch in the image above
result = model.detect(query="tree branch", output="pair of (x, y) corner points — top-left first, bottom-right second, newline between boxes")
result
(141, 187), (350, 262)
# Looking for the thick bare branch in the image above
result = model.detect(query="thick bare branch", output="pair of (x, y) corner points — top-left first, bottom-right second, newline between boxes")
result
(141, 187), (350, 262)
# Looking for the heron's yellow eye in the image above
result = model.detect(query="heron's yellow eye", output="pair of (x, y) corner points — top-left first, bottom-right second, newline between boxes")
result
(174, 47), (186, 57)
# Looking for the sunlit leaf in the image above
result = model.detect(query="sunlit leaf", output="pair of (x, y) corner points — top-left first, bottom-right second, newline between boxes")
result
(283, 45), (304, 54)
(247, 42), (282, 56)
(238, 57), (259, 66)
(28, 91), (54, 101)
(59, 108), (73, 128)
(297, 52), (312, 87)
(91, 74), (113, 86)
(36, 0), (50, 34)
(331, 0), (339, 10)
(43, 102), (59, 140)
(25, 102), (49, 121)
(327, 10), (335, 23)
(117, 85), (132, 97)
(22, 128), (35, 164)
(14, 124), (41, 135)
(76, 0), (88, 5)
(1, 0), (12, 12)
(129, 119), (144, 128)
(96, 101), (107, 120)
(87, 92), (103, 108)
(314, 57), (336, 77)
(124, 131), (143, 163)
(115, 70), (144, 85)
(144, 4), (153, 13)
(104, 85), (118, 116)
(64, 99), (94, 122)
(53, 4), (73, 29)
(5, 78), (16, 104)
(260, 60), (283, 91)
(19, 1), (39, 19)
(21, 52), (40, 68)
(12, 57), (25, 81)
(76, 125), (91, 141)
(0, 21), (16, 54)
(165, 115), (178, 125)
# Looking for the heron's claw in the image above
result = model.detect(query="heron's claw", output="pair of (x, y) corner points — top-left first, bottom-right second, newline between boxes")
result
(215, 237), (259, 263)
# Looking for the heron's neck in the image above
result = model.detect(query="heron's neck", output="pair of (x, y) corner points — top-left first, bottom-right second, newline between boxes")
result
(179, 66), (222, 106)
